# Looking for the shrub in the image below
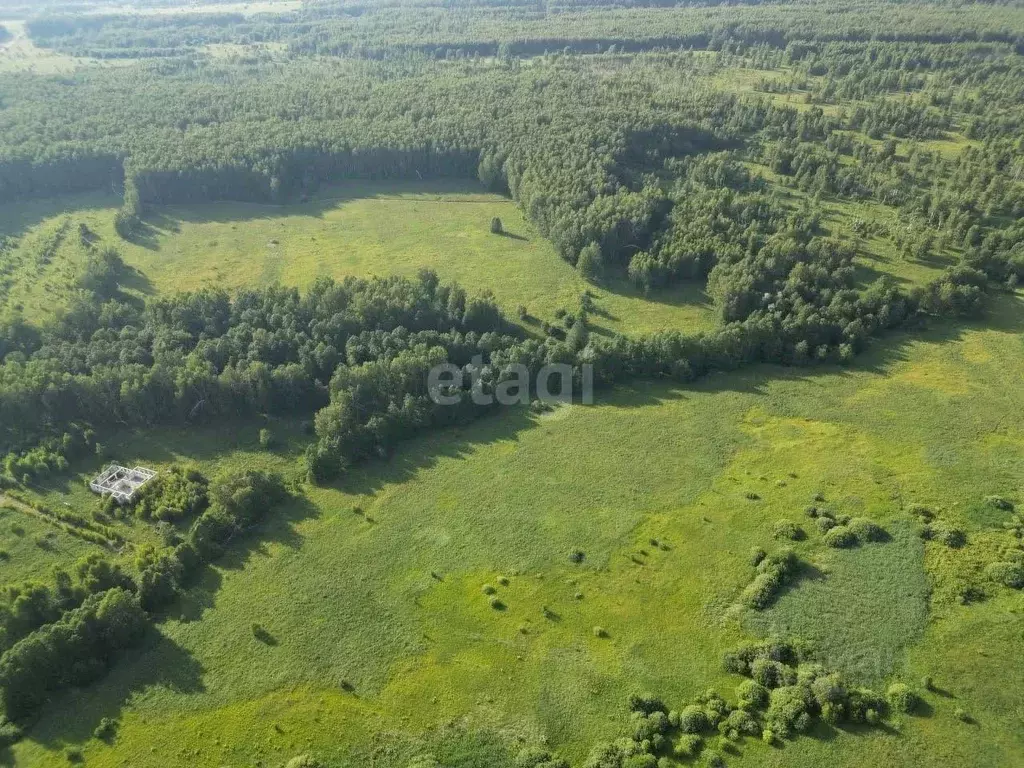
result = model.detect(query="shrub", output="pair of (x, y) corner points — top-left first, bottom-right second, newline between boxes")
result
(259, 428), (274, 449)
(984, 495), (1014, 511)
(740, 549), (800, 610)
(725, 709), (759, 736)
(632, 711), (670, 742)
(749, 547), (767, 566)
(482, 584), (497, 595)
(937, 526), (967, 548)
(808, 672), (847, 713)
(520, 753), (569, 768)
(736, 679), (770, 711)
(252, 623), (275, 644)
(751, 658), (796, 689)
(696, 690), (729, 725)
(886, 683), (921, 714)
(673, 734), (702, 758)
(832, 686), (883, 725)
(628, 694), (667, 716)
(823, 526), (857, 548)
(134, 466), (209, 523)
(953, 707), (972, 723)
(489, 597), (505, 610)
(848, 517), (886, 543)
(772, 519), (805, 541)
(65, 747), (84, 764)
(722, 639), (802, 675)
(763, 685), (812, 739)
(985, 561), (1024, 589)
(740, 572), (780, 610)
(93, 716), (118, 741)
(516, 747), (569, 768)
(679, 704), (710, 734)
(0, 588), (147, 719)
(0, 717), (22, 747)
(816, 516), (837, 533)
(569, 549), (585, 564)
(490, 217), (503, 234)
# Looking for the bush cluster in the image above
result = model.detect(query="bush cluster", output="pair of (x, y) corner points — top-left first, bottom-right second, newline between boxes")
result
(985, 560), (1024, 589)
(886, 683), (921, 714)
(921, 521), (967, 548)
(739, 549), (800, 610)
(133, 465), (209, 523)
(772, 519), (805, 541)
(589, 638), (887, 768)
(724, 641), (887, 739)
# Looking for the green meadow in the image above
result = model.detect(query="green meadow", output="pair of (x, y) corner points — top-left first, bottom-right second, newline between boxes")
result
(0, 181), (718, 338)
(6, 289), (1022, 768)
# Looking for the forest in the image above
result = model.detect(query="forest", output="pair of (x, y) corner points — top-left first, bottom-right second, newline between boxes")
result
(0, 0), (1022, 766)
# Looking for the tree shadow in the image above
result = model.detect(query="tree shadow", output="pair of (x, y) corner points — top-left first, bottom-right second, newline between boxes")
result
(216, 493), (320, 572)
(495, 230), (528, 242)
(166, 562), (223, 624)
(0, 191), (124, 243)
(589, 274), (714, 315)
(20, 628), (205, 753)
(139, 177), (492, 229)
(152, 493), (321, 625)
(853, 261), (912, 289)
(332, 406), (540, 499)
(913, 699), (935, 718)
(331, 388), (685, 500)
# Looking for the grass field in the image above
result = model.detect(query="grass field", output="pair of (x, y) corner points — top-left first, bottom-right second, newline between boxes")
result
(0, 182), (718, 338)
(6, 291), (1022, 768)
(0, 500), (106, 584)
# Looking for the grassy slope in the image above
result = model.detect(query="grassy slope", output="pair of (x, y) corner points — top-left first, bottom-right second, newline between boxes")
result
(0, 502), (104, 584)
(10, 293), (1023, 768)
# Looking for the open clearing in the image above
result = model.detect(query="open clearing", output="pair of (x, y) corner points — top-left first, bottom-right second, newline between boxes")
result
(0, 181), (719, 337)
(9, 293), (1024, 768)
